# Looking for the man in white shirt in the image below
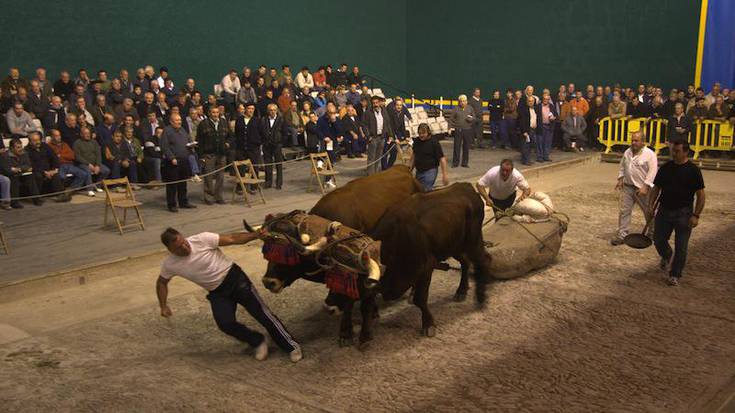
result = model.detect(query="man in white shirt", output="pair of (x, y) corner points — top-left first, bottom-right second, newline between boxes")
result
(220, 70), (241, 115)
(156, 228), (302, 362)
(611, 131), (658, 245)
(475, 159), (531, 214)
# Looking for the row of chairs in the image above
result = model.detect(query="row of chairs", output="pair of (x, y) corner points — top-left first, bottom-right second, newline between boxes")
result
(406, 106), (450, 137)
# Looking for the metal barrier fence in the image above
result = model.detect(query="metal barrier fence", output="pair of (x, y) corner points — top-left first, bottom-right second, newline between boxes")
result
(597, 116), (734, 159)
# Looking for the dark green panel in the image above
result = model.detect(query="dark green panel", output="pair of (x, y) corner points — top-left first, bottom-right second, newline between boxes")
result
(406, 0), (700, 97)
(1, 0), (406, 91)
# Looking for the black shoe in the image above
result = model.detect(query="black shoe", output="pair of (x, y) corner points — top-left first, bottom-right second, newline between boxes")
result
(180, 204), (197, 209)
(348, 154), (355, 159)
(235, 187), (243, 195)
(264, 184), (273, 189)
(33, 198), (44, 206)
(168, 206), (179, 213)
(10, 201), (23, 209)
(215, 200), (226, 205)
(275, 186), (282, 190)
(451, 165), (458, 168)
(203, 198), (214, 205)
(461, 165), (470, 168)
(544, 158), (553, 162)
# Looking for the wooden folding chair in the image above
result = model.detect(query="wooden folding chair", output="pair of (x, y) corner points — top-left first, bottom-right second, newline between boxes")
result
(231, 159), (266, 207)
(102, 177), (145, 235)
(0, 222), (9, 254)
(308, 152), (339, 194)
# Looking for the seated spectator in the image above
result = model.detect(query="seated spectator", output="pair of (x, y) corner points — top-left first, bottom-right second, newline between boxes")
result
(115, 98), (140, 126)
(277, 88), (293, 114)
(27, 80), (48, 119)
(162, 79), (178, 105)
(269, 79), (282, 99)
(239, 66), (254, 87)
(628, 96), (651, 118)
(237, 80), (257, 106)
(298, 87), (315, 109)
(295, 67), (314, 90)
(130, 85), (143, 105)
(335, 85), (348, 108)
(313, 91), (327, 116)
(47, 128), (94, 196)
(254, 77), (267, 101)
(26, 132), (70, 202)
(156, 67), (172, 89)
(122, 126), (145, 183)
(304, 111), (320, 154)
(316, 107), (344, 187)
(561, 106), (587, 151)
(221, 69), (240, 114)
(411, 123), (448, 191)
(137, 92), (156, 118)
(52, 71), (74, 102)
(686, 87), (705, 112)
(184, 107), (202, 138)
(340, 104), (366, 158)
(313, 67), (327, 90)
(265, 67), (278, 86)
(96, 113), (117, 148)
(107, 78), (128, 109)
(6, 101), (39, 137)
(687, 98), (708, 122)
(140, 111), (161, 142)
(257, 89), (276, 117)
(155, 92), (170, 122)
(333, 64), (349, 87)
(607, 91), (627, 119)
(104, 129), (138, 186)
(283, 100), (303, 147)
(1, 67), (28, 99)
(118, 69), (131, 93)
(181, 78), (197, 97)
(132, 68), (149, 93)
(7, 138), (42, 206)
(73, 126), (110, 186)
(70, 83), (93, 108)
(71, 95), (95, 127)
(707, 96), (730, 121)
(91, 94), (114, 126)
(41, 96), (66, 130)
(95, 70), (111, 92)
(348, 66), (365, 87)
(143, 126), (164, 184)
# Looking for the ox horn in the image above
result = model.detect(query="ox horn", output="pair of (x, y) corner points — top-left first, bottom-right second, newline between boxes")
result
(242, 219), (256, 233)
(302, 236), (328, 254)
(300, 233), (311, 244)
(365, 258), (382, 288)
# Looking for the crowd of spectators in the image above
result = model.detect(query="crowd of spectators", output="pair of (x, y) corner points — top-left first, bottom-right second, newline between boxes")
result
(0, 62), (733, 209)
(466, 82), (734, 166)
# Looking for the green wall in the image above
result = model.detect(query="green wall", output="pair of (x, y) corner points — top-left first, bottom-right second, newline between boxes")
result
(1, 1), (701, 98)
(405, 0), (700, 97)
(1, 0), (407, 92)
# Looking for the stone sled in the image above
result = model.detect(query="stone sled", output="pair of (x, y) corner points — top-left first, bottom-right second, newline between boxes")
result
(483, 214), (569, 280)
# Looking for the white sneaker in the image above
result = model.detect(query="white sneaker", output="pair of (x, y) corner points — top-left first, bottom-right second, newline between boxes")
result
(316, 160), (324, 171)
(290, 346), (303, 363)
(326, 180), (336, 189)
(95, 187), (103, 193)
(254, 340), (269, 361)
(87, 190), (96, 197)
(191, 174), (202, 183)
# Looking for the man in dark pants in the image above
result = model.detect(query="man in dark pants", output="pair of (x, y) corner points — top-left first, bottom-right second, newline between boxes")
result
(196, 106), (230, 205)
(259, 103), (287, 189)
(468, 88), (484, 149)
(156, 228), (302, 362)
(26, 132), (70, 202)
(160, 113), (196, 212)
(235, 103), (262, 194)
(649, 140), (705, 287)
(362, 95), (393, 175)
(451, 94), (475, 168)
(517, 96), (539, 165)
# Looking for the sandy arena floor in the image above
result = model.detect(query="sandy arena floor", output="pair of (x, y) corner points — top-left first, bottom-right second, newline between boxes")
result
(1, 161), (734, 412)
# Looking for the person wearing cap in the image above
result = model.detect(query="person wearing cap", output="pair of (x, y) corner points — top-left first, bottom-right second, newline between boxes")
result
(361, 94), (393, 175)
(157, 227), (302, 362)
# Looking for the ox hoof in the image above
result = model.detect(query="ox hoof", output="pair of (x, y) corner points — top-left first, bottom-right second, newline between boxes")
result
(357, 339), (372, 352)
(322, 303), (343, 316)
(364, 279), (379, 290)
(338, 337), (353, 347)
(453, 291), (468, 302)
(422, 326), (436, 337)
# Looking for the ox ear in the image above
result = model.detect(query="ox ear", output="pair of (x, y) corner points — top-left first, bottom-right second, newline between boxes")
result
(326, 221), (342, 237)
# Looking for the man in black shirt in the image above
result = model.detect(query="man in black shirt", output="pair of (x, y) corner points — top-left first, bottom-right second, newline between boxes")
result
(649, 140), (705, 286)
(411, 123), (448, 191)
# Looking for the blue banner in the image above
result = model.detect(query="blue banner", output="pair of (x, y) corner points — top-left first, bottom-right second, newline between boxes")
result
(699, 0), (735, 90)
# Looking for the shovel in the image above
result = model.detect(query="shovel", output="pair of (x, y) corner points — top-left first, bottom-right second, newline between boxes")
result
(623, 192), (658, 249)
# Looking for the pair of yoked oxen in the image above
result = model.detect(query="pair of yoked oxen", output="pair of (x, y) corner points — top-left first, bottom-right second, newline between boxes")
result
(244, 165), (491, 350)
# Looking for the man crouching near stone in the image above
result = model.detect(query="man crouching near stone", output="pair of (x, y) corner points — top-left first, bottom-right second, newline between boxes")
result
(156, 227), (302, 362)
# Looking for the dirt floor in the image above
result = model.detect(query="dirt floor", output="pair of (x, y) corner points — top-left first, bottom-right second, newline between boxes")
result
(1, 161), (734, 412)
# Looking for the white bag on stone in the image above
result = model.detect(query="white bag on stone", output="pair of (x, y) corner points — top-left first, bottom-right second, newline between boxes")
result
(511, 192), (554, 219)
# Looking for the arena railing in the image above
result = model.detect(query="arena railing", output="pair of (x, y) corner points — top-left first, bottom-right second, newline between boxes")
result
(596, 116), (734, 158)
